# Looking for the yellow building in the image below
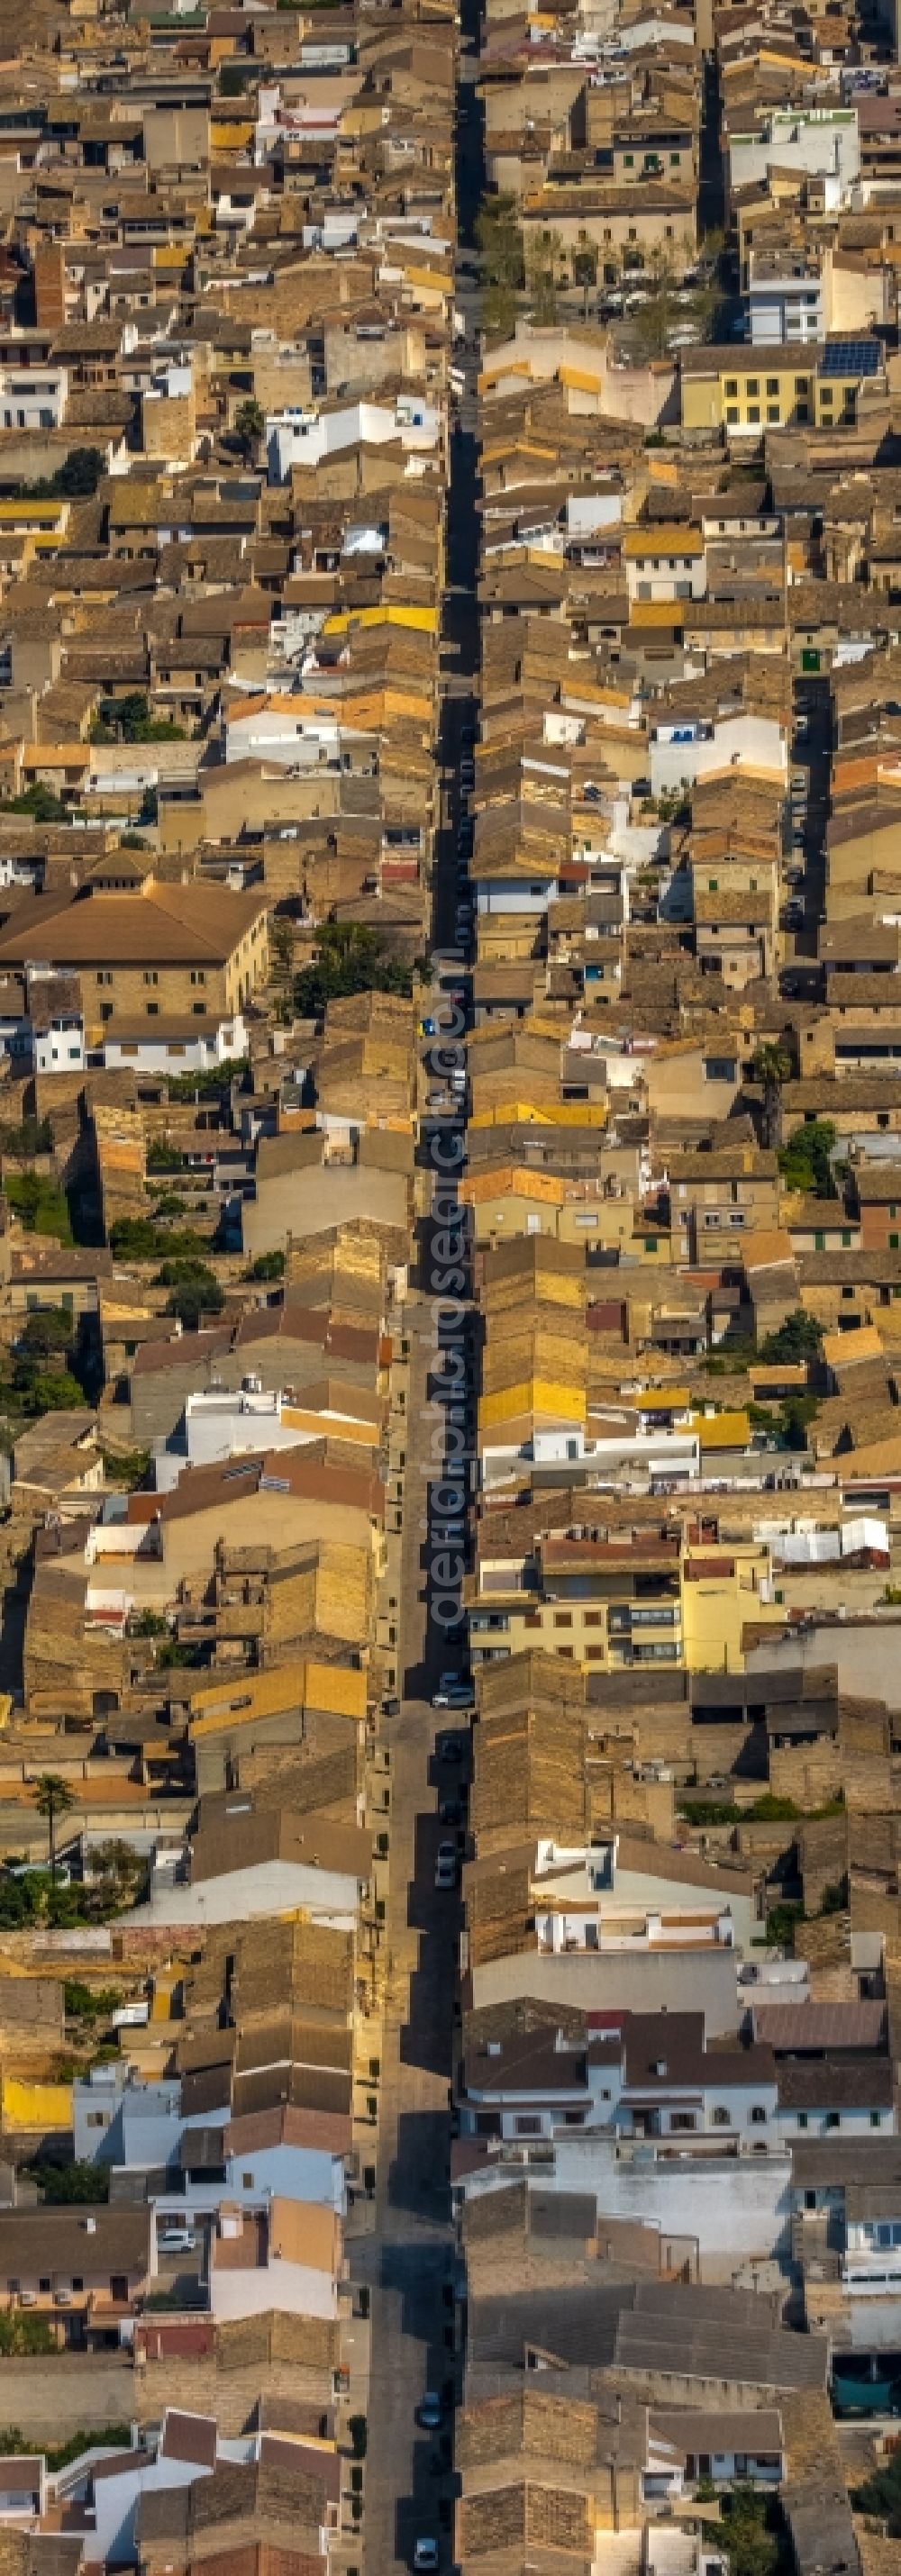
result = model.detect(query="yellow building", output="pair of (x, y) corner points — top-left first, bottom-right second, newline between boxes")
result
(469, 1531), (782, 1674)
(680, 341), (881, 438)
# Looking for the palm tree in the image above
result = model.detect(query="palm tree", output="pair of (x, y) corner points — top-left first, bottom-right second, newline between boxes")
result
(751, 1041), (792, 1152)
(32, 1773), (77, 1883)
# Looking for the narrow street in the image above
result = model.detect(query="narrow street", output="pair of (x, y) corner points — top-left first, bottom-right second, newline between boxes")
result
(354, 21), (480, 2563)
(354, 1317), (460, 2574)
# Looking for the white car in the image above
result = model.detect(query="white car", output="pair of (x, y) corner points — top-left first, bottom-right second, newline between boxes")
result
(158, 2226), (196, 2254)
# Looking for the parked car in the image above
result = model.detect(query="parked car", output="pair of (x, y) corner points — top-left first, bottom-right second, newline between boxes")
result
(433, 1683), (474, 1709)
(158, 2225), (196, 2254)
(414, 2545), (439, 2571)
(435, 1855), (457, 1891)
(438, 1734), (465, 1762)
(418, 2393), (443, 2431)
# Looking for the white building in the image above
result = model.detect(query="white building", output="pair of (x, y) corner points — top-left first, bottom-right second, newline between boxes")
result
(747, 253), (824, 346)
(728, 106), (860, 202)
(267, 394), (440, 485)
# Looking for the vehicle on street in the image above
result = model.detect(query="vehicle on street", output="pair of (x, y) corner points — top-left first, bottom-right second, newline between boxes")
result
(432, 1683), (474, 1708)
(414, 2544), (439, 2571)
(438, 1732), (465, 1761)
(418, 2394), (443, 2431)
(158, 2226), (196, 2254)
(435, 1854), (457, 1890)
(439, 1795), (463, 1827)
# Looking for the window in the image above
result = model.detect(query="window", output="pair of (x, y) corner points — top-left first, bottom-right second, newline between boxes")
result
(190, 969), (205, 986)
(889, 1233), (898, 1251)
(711, 2106), (732, 2127)
(750, 2106), (767, 2125)
(747, 405), (760, 424)
(705, 1057), (736, 1082)
(724, 380), (738, 397)
(146, 1002), (159, 1018)
(96, 969), (112, 985)
(71, 2276), (83, 2293)
(797, 2113), (808, 2131)
(767, 405), (779, 423)
(242, 2171), (254, 2185)
(143, 969), (158, 986)
(86, 2112), (106, 2129)
(766, 377), (779, 395)
(554, 1613), (572, 1629)
(746, 379), (760, 396)
(39, 2278), (50, 2294)
(725, 407), (739, 425)
(870, 2112), (882, 2129)
(825, 2111), (841, 2130)
(515, 2117), (542, 2136)
(100, 1003), (113, 1022)
(670, 2113), (696, 2133)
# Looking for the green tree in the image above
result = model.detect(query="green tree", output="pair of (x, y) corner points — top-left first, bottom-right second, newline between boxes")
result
(146, 1138), (184, 1172)
(269, 916), (296, 1021)
(294, 923), (412, 1016)
(32, 1773), (77, 1883)
(159, 1261), (225, 1329)
(55, 448), (105, 497)
(91, 692), (185, 745)
(4, 1172), (73, 1242)
(525, 229), (563, 326)
(30, 2159), (111, 2204)
(853, 2443), (901, 2533)
(760, 1309), (823, 1363)
(15, 1308), (72, 1360)
(233, 397), (265, 461)
(778, 1117), (837, 1200)
(751, 1040), (792, 1151)
(6, 783), (67, 822)
(719, 2489), (778, 2576)
(249, 1249), (285, 1281)
(16, 1369), (85, 1415)
(476, 191), (523, 333)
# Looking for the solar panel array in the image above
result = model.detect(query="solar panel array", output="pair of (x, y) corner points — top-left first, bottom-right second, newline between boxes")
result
(820, 338), (882, 376)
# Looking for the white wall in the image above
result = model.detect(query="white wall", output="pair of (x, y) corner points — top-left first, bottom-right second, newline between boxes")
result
(210, 2254), (337, 2321)
(460, 2135), (791, 2279)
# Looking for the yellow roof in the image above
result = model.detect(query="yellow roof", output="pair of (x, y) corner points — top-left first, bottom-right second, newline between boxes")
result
(479, 1379), (585, 1429)
(0, 500), (65, 523)
(636, 1386), (691, 1410)
(629, 602), (685, 629)
(688, 1409), (751, 1449)
(322, 604), (438, 636)
(623, 525), (704, 558)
